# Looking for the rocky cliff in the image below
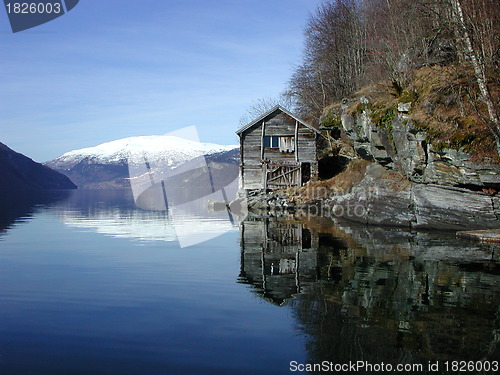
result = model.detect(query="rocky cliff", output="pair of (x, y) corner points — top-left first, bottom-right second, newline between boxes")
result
(337, 96), (500, 190)
(245, 76), (500, 230)
(310, 85), (500, 229)
(321, 163), (500, 230)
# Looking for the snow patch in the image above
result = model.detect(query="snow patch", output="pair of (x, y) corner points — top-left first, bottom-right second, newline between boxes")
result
(48, 134), (238, 169)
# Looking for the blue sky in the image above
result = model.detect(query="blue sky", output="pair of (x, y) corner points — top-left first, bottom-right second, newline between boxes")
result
(0, 0), (322, 162)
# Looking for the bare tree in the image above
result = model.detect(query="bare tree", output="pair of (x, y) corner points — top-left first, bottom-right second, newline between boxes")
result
(289, 0), (367, 120)
(362, 0), (435, 87)
(238, 93), (297, 126)
(287, 0), (499, 151)
(448, 0), (500, 152)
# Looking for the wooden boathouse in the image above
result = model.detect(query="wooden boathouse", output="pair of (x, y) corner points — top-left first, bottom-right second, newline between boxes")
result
(236, 105), (320, 191)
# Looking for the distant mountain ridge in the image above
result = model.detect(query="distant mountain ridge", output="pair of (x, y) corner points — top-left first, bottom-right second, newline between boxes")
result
(0, 142), (77, 195)
(45, 135), (239, 189)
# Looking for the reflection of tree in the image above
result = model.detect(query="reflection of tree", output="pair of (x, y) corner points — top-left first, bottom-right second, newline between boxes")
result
(292, 265), (499, 369)
(239, 216), (500, 370)
(291, 282), (414, 369)
(291, 225), (500, 368)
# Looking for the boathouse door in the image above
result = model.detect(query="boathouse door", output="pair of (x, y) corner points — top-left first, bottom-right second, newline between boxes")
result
(301, 162), (311, 185)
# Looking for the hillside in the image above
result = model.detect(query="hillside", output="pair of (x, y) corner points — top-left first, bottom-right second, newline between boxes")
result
(320, 64), (500, 164)
(0, 142), (77, 195)
(271, 64), (500, 230)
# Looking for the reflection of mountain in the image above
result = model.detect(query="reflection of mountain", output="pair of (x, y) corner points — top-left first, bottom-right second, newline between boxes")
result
(62, 206), (178, 242)
(45, 135), (238, 189)
(238, 216), (500, 364)
(0, 191), (72, 237)
(56, 190), (235, 243)
(0, 141), (75, 236)
(0, 142), (76, 195)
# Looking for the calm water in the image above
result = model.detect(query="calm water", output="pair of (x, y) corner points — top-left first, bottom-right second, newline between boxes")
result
(0, 190), (498, 374)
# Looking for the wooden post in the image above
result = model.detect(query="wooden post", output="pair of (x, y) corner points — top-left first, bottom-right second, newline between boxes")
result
(260, 120), (265, 160)
(295, 248), (301, 293)
(262, 161), (268, 190)
(239, 134), (244, 189)
(294, 120), (299, 162)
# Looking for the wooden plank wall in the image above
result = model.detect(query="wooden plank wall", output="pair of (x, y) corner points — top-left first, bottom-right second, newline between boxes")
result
(240, 111), (318, 190)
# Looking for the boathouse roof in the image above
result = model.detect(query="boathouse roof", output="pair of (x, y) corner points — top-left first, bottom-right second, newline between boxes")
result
(235, 105), (321, 135)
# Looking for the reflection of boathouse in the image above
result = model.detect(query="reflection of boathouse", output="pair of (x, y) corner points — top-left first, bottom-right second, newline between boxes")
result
(238, 219), (319, 305)
(238, 217), (500, 362)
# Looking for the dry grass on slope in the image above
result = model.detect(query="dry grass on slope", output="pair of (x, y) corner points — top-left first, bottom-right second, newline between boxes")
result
(409, 65), (499, 162)
(288, 159), (371, 202)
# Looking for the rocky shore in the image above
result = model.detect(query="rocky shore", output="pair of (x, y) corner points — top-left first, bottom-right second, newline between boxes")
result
(243, 95), (500, 231)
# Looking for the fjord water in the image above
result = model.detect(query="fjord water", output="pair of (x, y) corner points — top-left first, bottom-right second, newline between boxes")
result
(0, 190), (498, 374)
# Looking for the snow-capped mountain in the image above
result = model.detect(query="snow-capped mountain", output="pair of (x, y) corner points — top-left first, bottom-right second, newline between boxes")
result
(45, 135), (239, 189)
(48, 135), (237, 170)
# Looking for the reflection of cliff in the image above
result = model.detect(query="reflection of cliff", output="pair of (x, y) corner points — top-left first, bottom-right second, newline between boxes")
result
(305, 223), (500, 364)
(239, 216), (500, 365)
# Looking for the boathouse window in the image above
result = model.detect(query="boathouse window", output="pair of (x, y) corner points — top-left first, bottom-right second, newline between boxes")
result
(264, 135), (295, 153)
(279, 136), (295, 153)
(264, 135), (279, 148)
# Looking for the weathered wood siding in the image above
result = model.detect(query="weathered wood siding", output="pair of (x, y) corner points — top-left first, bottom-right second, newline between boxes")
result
(240, 111), (318, 190)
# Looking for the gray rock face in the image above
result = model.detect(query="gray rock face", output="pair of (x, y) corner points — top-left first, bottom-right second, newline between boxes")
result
(324, 164), (500, 230)
(326, 164), (414, 226)
(412, 184), (499, 229)
(339, 100), (500, 189)
(397, 102), (412, 113)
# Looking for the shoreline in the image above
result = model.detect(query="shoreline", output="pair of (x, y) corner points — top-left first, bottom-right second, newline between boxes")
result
(242, 163), (500, 232)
